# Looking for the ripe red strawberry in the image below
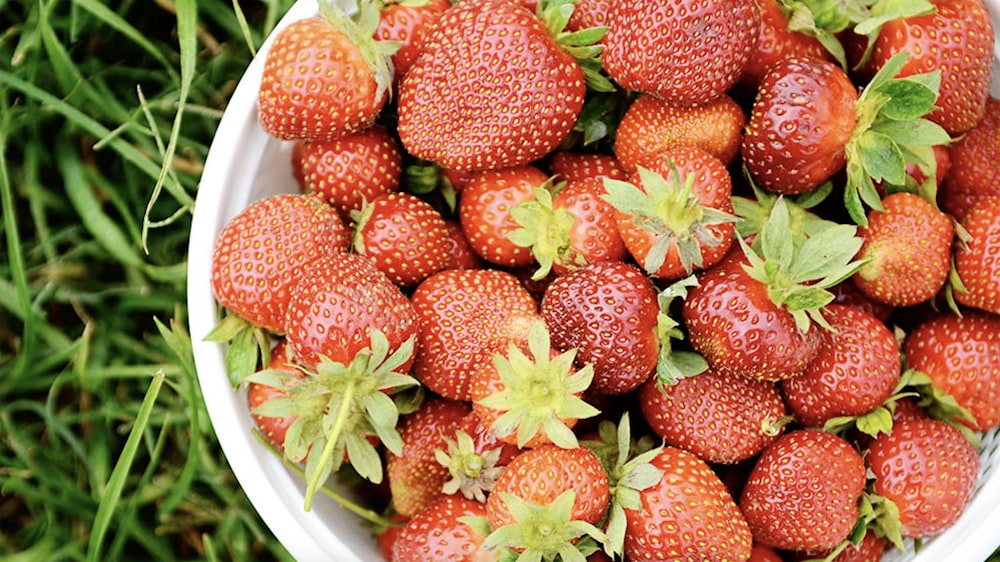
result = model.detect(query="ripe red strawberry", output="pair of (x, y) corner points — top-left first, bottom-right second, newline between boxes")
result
(748, 543), (783, 562)
(546, 151), (628, 183)
(780, 304), (901, 430)
(604, 147), (737, 280)
(470, 320), (599, 449)
(391, 495), (490, 562)
(638, 368), (786, 464)
(440, 219), (484, 271)
(613, 94), (746, 174)
(828, 279), (893, 323)
(851, 192), (953, 307)
(458, 164), (550, 268)
(738, 430), (866, 552)
(257, 4), (395, 142)
(411, 268), (540, 401)
(953, 195), (1000, 314)
(902, 311), (1000, 431)
(211, 193), (350, 333)
(246, 340), (303, 452)
(290, 124), (402, 218)
(541, 260), (660, 395)
(387, 397), (471, 517)
(866, 419), (979, 540)
(789, 529), (887, 562)
(397, 0), (602, 172)
(853, 0), (995, 135)
(352, 191), (450, 287)
(564, 0), (613, 34)
(737, 0), (835, 92)
(941, 97), (1000, 221)
(374, 0), (451, 81)
(623, 446), (752, 561)
(602, 0), (759, 105)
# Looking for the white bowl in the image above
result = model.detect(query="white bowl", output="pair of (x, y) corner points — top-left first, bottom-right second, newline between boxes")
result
(188, 1), (1000, 561)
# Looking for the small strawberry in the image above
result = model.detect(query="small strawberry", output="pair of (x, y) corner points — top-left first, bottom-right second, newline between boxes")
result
(440, 219), (484, 271)
(603, 147), (737, 280)
(246, 340), (303, 452)
(470, 320), (600, 449)
(940, 97), (1000, 221)
(902, 311), (1000, 431)
(851, 192), (953, 307)
(953, 195), (1000, 314)
(638, 368), (786, 464)
(411, 268), (540, 401)
(739, 430), (866, 552)
(602, 0), (759, 105)
(291, 124), (402, 218)
(623, 446), (753, 561)
(564, 0), (613, 34)
(374, 0), (451, 82)
(352, 191), (450, 287)
(865, 419), (979, 543)
(737, 0), (835, 93)
(257, 2), (396, 142)
(540, 260), (660, 395)
(391, 495), (491, 562)
(546, 151), (628, 183)
(613, 94), (746, 174)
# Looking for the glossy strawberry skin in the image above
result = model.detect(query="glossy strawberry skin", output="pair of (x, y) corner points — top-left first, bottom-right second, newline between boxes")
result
(741, 56), (858, 195)
(623, 446), (752, 562)
(682, 250), (823, 382)
(638, 369), (786, 464)
(781, 305), (901, 428)
(291, 125), (402, 218)
(440, 219), (484, 271)
(283, 252), (417, 369)
(541, 261), (660, 395)
(411, 268), (539, 401)
(547, 151), (628, 183)
(397, 0), (585, 172)
(551, 177), (629, 273)
(941, 97), (1000, 220)
(374, 0), (451, 81)
(603, 0), (759, 105)
(866, 419), (979, 538)
(738, 430), (866, 552)
(354, 192), (450, 287)
(211, 194), (350, 333)
(738, 0), (834, 92)
(391, 495), (490, 562)
(258, 17), (386, 142)
(852, 192), (954, 307)
(953, 195), (1000, 314)
(903, 311), (1000, 431)
(486, 444), (610, 529)
(387, 398), (471, 517)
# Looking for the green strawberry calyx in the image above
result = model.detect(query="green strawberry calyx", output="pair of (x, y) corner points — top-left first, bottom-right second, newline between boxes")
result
(204, 311), (273, 387)
(247, 328), (417, 511)
(477, 320), (600, 449)
(740, 197), (866, 333)
(507, 182), (582, 280)
(603, 163), (737, 276)
(318, 0), (400, 102)
(654, 275), (709, 387)
(537, 0), (614, 93)
(434, 429), (505, 503)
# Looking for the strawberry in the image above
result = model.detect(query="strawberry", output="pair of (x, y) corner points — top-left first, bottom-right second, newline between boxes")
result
(613, 94), (746, 174)
(246, 339), (303, 452)
(602, 0), (759, 105)
(440, 219), (484, 271)
(546, 151), (628, 183)
(638, 368), (786, 464)
(902, 311), (1000, 431)
(748, 543), (783, 562)
(940, 97), (1000, 221)
(828, 279), (894, 323)
(506, 177), (627, 279)
(865, 418), (979, 542)
(257, 3), (395, 142)
(434, 411), (521, 503)
(623, 446), (752, 561)
(483, 444), (610, 557)
(352, 191), (450, 287)
(851, 192), (953, 307)
(564, 0), (613, 34)
(397, 0), (606, 172)
(780, 304), (901, 430)
(411, 268), (540, 401)
(953, 195), (1000, 314)
(387, 397), (471, 517)
(788, 529), (887, 562)
(737, 0), (835, 93)
(373, 0), (451, 82)
(540, 260), (660, 395)
(852, 0), (995, 135)
(603, 147), (737, 280)
(391, 495), (491, 562)
(458, 165), (550, 269)
(739, 429), (866, 552)
(290, 124), (402, 219)
(470, 320), (599, 449)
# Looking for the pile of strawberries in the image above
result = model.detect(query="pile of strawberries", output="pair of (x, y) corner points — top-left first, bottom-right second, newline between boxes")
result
(206, 0), (1000, 560)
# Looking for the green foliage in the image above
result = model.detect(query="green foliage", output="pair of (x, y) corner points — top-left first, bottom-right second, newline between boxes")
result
(0, 0), (296, 559)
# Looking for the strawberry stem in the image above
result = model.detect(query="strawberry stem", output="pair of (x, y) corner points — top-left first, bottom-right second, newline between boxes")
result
(304, 378), (356, 511)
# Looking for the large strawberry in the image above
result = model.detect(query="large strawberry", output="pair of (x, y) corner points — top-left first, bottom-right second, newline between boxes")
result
(397, 0), (607, 172)
(953, 195), (1000, 314)
(602, 0), (759, 105)
(739, 430), (866, 552)
(391, 495), (491, 562)
(257, 2), (396, 142)
(940, 97), (1000, 220)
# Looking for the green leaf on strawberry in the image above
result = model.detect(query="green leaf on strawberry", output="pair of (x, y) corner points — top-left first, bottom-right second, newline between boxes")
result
(482, 490), (608, 562)
(317, 0), (399, 105)
(653, 275), (708, 387)
(204, 312), (272, 386)
(434, 429), (505, 503)
(507, 183), (581, 280)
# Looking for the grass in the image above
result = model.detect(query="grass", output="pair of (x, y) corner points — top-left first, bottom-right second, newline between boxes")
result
(0, 0), (296, 559)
